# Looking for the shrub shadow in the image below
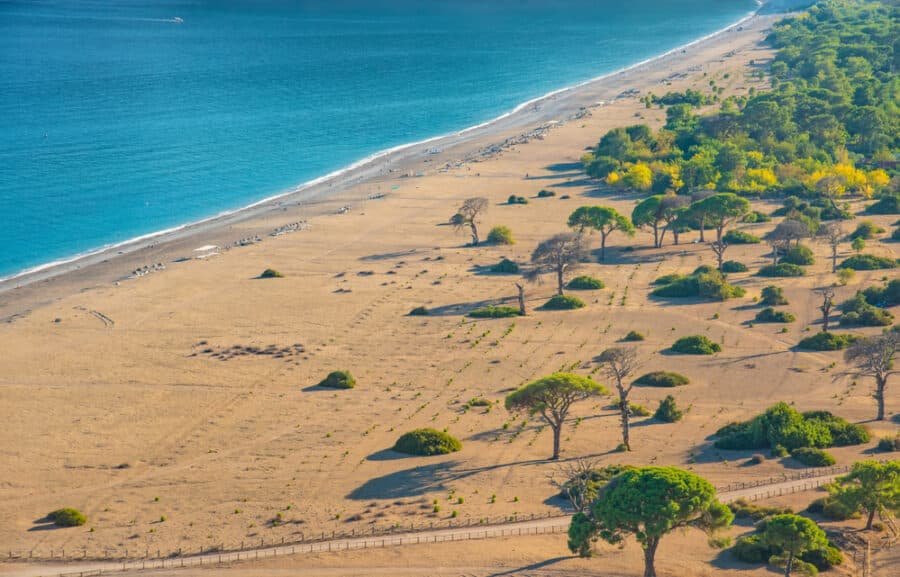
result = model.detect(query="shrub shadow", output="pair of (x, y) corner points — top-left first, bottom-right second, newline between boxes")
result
(360, 249), (419, 262)
(365, 448), (409, 462)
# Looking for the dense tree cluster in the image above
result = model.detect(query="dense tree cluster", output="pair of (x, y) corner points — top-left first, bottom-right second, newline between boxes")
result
(582, 0), (896, 209)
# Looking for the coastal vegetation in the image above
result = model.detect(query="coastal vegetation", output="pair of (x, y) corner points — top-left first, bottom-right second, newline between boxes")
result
(633, 371), (689, 388)
(671, 335), (721, 355)
(47, 508), (87, 527)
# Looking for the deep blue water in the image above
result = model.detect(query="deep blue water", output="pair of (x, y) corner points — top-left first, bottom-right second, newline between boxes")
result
(0, 0), (757, 278)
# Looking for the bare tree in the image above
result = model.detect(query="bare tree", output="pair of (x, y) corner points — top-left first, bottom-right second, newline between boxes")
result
(594, 347), (642, 451)
(514, 282), (527, 316)
(453, 197), (489, 245)
(817, 222), (844, 273)
(528, 233), (589, 295)
(845, 332), (897, 421)
(710, 241), (728, 271)
(816, 287), (835, 333)
(547, 457), (602, 514)
(766, 219), (811, 264)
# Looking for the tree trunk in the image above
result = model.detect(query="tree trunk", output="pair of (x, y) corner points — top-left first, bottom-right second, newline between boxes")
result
(551, 424), (561, 460)
(716, 225), (724, 244)
(673, 228), (680, 245)
(643, 539), (659, 577)
(600, 232), (608, 262)
(469, 222), (479, 246)
(875, 376), (885, 421)
(515, 283), (526, 316)
(784, 551), (794, 577)
(556, 267), (565, 296)
(831, 247), (838, 273)
(866, 508), (876, 530)
(698, 216), (706, 242)
(822, 308), (831, 333)
(619, 391), (631, 451)
(652, 223), (660, 249)
(658, 228), (667, 248)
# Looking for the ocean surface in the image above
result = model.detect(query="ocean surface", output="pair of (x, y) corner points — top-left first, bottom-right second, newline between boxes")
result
(0, 0), (758, 279)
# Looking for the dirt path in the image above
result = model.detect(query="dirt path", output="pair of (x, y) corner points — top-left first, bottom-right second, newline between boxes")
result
(1, 470), (845, 577)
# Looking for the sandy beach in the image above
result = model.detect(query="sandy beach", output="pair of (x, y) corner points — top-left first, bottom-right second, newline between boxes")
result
(1, 7), (896, 577)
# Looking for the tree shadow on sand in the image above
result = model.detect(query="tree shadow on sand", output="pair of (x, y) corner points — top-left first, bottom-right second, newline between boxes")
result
(485, 557), (573, 577)
(348, 458), (547, 501)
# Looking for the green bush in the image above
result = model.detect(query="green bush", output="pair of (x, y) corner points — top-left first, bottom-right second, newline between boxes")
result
(797, 332), (858, 351)
(743, 210), (771, 223)
(537, 189), (556, 198)
(566, 275), (604, 290)
(780, 245), (815, 266)
(714, 403), (866, 451)
(652, 273), (685, 286)
(540, 294), (585, 310)
(839, 293), (894, 327)
(758, 263), (805, 277)
(731, 534), (777, 564)
(409, 306), (429, 316)
(893, 226), (900, 241)
(760, 285), (788, 306)
(693, 265), (717, 275)
(48, 508), (87, 527)
(839, 254), (896, 270)
(259, 268), (284, 278)
(861, 279), (900, 307)
(866, 194), (899, 215)
(876, 436), (899, 452)
(559, 464), (635, 505)
(490, 258), (520, 274)
(791, 447), (835, 467)
(634, 371), (689, 387)
(654, 395), (683, 422)
(723, 229), (761, 244)
(849, 220), (884, 240)
(755, 307), (795, 323)
(611, 399), (651, 416)
(318, 370), (356, 389)
(729, 499), (791, 521)
(622, 330), (645, 342)
(393, 428), (462, 456)
(801, 545), (843, 571)
(487, 226), (514, 245)
(807, 496), (856, 521)
(721, 260), (748, 273)
(671, 335), (721, 355)
(507, 195), (528, 205)
(465, 397), (492, 408)
(469, 305), (521, 318)
(652, 270), (744, 300)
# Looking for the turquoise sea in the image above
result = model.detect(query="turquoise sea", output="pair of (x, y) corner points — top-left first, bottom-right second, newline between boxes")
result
(0, 0), (758, 279)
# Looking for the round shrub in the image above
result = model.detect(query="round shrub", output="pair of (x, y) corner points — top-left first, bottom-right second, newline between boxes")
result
(731, 534), (776, 564)
(507, 195), (528, 205)
(839, 254), (896, 270)
(893, 226), (900, 241)
(866, 195), (899, 215)
(490, 258), (520, 274)
(801, 545), (843, 571)
(468, 305), (521, 318)
(693, 264), (717, 275)
(622, 330), (645, 342)
(654, 395), (683, 422)
(409, 306), (429, 316)
(487, 226), (514, 245)
(537, 189), (556, 198)
(755, 307), (795, 323)
(652, 273), (685, 286)
(259, 268), (284, 278)
(797, 332), (857, 351)
(758, 263), (805, 277)
(723, 230), (761, 244)
(449, 213), (465, 225)
(48, 508), (87, 527)
(634, 371), (689, 387)
(790, 447), (835, 467)
(721, 260), (748, 273)
(540, 294), (585, 310)
(760, 285), (788, 306)
(808, 497), (856, 521)
(849, 220), (884, 240)
(317, 370), (356, 389)
(876, 436), (899, 452)
(566, 275), (604, 290)
(780, 245), (815, 266)
(671, 335), (721, 355)
(393, 428), (461, 456)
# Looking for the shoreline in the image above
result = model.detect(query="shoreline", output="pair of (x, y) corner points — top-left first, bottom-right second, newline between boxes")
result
(0, 7), (776, 314)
